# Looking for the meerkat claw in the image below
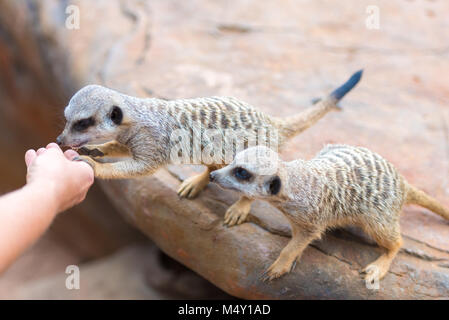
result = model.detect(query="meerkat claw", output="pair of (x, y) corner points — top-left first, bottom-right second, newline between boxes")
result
(261, 273), (272, 282)
(223, 201), (251, 227)
(261, 261), (292, 281)
(261, 270), (280, 282)
(362, 265), (378, 284)
(177, 180), (200, 198)
(77, 147), (90, 155)
(223, 210), (244, 227)
(362, 262), (389, 283)
(260, 268), (276, 282)
(177, 172), (210, 199)
(78, 147), (104, 157)
(73, 155), (96, 170)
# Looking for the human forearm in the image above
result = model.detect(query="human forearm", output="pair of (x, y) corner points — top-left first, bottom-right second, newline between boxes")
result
(0, 182), (58, 272)
(0, 143), (93, 274)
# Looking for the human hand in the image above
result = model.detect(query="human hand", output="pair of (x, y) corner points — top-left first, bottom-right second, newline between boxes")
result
(24, 143), (94, 213)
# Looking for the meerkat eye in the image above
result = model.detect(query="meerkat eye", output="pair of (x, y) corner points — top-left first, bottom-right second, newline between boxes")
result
(110, 106), (123, 125)
(72, 117), (95, 132)
(233, 167), (252, 181)
(267, 176), (281, 195)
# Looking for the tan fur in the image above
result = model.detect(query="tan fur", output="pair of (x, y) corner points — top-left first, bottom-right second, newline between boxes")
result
(210, 145), (448, 283)
(405, 184), (449, 220)
(279, 97), (340, 140)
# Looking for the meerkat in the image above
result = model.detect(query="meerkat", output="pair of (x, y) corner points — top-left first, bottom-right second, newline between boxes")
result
(209, 145), (449, 282)
(56, 71), (362, 222)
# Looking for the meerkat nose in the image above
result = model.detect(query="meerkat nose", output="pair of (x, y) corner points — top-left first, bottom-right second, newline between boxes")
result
(56, 135), (63, 146)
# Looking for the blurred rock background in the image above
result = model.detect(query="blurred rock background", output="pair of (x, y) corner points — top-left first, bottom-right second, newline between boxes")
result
(0, 0), (448, 299)
(0, 0), (231, 299)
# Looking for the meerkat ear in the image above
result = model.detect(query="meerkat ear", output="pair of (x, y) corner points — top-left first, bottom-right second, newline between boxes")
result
(267, 176), (281, 195)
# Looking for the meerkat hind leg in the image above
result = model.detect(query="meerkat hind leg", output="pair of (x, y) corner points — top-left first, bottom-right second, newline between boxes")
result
(177, 167), (212, 199)
(223, 196), (253, 227)
(263, 229), (321, 281)
(361, 223), (403, 283)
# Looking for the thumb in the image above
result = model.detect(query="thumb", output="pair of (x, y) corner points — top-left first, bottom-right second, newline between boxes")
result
(64, 149), (79, 160)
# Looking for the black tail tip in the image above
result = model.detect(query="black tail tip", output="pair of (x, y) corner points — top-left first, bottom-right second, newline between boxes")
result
(351, 69), (363, 84)
(330, 69), (363, 101)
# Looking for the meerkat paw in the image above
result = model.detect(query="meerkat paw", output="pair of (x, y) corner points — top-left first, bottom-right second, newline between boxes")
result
(73, 155), (97, 171)
(361, 261), (389, 284)
(177, 173), (209, 199)
(78, 146), (105, 158)
(261, 260), (295, 282)
(223, 202), (250, 227)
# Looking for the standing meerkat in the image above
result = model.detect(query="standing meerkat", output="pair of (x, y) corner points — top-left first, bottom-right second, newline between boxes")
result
(56, 71), (362, 221)
(210, 145), (449, 282)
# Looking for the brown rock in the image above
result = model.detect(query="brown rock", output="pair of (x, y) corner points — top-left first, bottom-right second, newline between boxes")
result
(8, 244), (231, 300)
(1, 0), (448, 299)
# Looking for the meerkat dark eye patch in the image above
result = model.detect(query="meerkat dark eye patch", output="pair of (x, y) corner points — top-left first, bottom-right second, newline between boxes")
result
(233, 167), (252, 181)
(110, 106), (123, 125)
(268, 176), (281, 195)
(72, 117), (95, 132)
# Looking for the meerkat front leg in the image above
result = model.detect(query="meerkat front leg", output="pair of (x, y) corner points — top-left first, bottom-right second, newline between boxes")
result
(177, 168), (211, 198)
(262, 227), (322, 281)
(223, 196), (253, 227)
(78, 141), (130, 158)
(74, 155), (153, 179)
(177, 165), (221, 198)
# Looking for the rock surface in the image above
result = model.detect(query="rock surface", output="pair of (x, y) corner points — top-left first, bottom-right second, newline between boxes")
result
(1, 0), (448, 299)
(8, 244), (231, 300)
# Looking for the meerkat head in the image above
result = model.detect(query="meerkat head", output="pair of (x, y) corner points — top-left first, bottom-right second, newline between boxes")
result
(56, 85), (130, 148)
(210, 146), (285, 200)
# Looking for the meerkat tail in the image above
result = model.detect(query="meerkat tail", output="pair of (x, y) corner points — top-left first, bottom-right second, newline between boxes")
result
(280, 70), (363, 139)
(405, 184), (449, 220)
(329, 69), (363, 103)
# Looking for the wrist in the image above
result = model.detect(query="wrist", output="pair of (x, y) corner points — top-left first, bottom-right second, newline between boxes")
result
(23, 180), (60, 216)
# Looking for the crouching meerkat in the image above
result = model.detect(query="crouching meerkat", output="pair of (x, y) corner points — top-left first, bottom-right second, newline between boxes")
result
(210, 145), (449, 282)
(56, 71), (362, 223)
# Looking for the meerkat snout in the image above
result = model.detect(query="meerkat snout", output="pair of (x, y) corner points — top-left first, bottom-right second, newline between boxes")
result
(56, 135), (63, 146)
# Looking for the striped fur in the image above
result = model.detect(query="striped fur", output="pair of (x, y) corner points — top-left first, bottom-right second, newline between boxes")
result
(211, 145), (448, 282)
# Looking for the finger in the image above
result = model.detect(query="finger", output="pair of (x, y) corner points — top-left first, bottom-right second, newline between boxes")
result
(36, 148), (46, 156)
(73, 161), (95, 184)
(46, 142), (63, 154)
(64, 149), (79, 160)
(24, 149), (37, 167)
